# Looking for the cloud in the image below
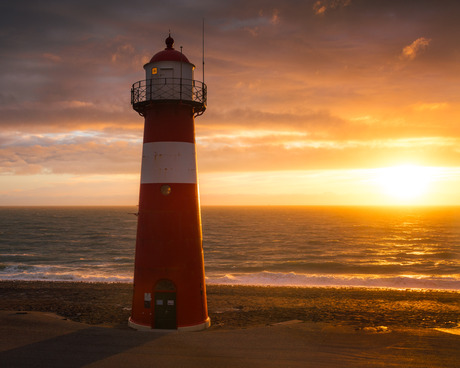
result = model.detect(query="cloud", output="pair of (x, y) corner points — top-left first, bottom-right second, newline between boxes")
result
(1, 0), (460, 201)
(412, 102), (448, 112)
(270, 9), (280, 25)
(313, 0), (351, 15)
(196, 135), (460, 172)
(0, 103), (138, 132)
(400, 37), (431, 60)
(221, 8), (282, 37)
(0, 141), (141, 175)
(201, 108), (346, 133)
(42, 53), (62, 63)
(109, 36), (149, 69)
(57, 100), (95, 109)
(0, 130), (142, 175)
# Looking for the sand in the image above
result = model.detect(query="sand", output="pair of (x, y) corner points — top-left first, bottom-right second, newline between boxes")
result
(1, 281), (459, 367)
(0, 281), (458, 330)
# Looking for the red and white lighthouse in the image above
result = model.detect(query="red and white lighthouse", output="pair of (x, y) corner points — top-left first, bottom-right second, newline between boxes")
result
(129, 34), (210, 331)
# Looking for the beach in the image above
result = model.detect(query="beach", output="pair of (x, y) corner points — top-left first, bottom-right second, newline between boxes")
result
(0, 281), (458, 330)
(1, 281), (459, 367)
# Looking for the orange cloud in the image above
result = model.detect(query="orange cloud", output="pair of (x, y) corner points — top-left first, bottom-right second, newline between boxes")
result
(412, 102), (448, 111)
(313, 0), (351, 15)
(271, 9), (280, 25)
(400, 37), (431, 60)
(57, 100), (95, 109)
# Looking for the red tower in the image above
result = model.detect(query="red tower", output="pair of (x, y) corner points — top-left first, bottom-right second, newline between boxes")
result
(129, 35), (210, 331)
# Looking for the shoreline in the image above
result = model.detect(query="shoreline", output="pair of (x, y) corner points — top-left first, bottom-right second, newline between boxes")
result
(2, 277), (459, 291)
(1, 280), (458, 330)
(3, 278), (460, 290)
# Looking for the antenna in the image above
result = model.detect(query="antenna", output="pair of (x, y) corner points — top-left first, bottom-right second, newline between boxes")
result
(180, 46), (183, 100)
(202, 18), (205, 84)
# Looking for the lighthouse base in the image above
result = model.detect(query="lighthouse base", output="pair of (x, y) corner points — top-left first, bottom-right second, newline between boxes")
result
(128, 317), (211, 332)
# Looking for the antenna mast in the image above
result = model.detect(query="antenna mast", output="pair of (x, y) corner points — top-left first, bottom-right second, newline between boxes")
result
(202, 18), (205, 84)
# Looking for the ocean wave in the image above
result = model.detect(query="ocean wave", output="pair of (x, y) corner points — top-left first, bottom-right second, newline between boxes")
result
(206, 271), (460, 290)
(0, 265), (132, 283)
(2, 266), (459, 290)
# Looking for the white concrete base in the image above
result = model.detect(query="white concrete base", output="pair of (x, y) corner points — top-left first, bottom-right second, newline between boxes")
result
(128, 317), (211, 332)
(178, 317), (211, 332)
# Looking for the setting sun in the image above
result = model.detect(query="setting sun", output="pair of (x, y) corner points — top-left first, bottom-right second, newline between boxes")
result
(376, 165), (434, 201)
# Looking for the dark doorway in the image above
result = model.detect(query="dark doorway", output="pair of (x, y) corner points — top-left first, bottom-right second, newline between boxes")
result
(153, 280), (177, 329)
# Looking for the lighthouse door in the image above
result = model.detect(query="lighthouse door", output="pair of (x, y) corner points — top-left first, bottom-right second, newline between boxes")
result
(154, 292), (176, 329)
(153, 279), (177, 329)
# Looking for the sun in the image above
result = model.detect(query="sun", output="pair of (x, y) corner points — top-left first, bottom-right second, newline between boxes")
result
(375, 165), (433, 201)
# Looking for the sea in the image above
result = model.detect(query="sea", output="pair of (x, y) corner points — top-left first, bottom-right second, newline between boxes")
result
(0, 206), (459, 290)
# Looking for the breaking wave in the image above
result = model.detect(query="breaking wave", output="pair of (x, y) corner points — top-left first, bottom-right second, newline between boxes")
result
(206, 271), (460, 290)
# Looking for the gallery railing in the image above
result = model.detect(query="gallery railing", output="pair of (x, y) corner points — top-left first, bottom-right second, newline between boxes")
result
(131, 78), (207, 114)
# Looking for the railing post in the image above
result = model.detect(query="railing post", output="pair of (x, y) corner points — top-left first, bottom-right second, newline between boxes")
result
(148, 79), (152, 102)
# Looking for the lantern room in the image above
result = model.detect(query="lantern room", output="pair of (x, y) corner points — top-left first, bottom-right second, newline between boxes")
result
(144, 35), (194, 81)
(131, 35), (206, 112)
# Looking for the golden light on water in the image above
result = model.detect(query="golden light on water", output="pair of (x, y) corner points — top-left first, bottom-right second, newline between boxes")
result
(375, 165), (435, 202)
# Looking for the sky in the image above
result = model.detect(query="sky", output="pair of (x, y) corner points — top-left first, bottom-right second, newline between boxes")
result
(1, 0), (460, 206)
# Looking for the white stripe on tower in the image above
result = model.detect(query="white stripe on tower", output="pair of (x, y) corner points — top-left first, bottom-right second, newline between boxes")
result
(140, 141), (197, 184)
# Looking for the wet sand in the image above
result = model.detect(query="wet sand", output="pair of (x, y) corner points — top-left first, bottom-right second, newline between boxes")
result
(0, 281), (458, 330)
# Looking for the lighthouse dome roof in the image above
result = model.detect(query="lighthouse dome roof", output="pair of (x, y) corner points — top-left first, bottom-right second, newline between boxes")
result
(149, 35), (192, 64)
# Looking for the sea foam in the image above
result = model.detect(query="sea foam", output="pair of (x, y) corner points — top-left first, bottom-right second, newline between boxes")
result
(206, 271), (460, 290)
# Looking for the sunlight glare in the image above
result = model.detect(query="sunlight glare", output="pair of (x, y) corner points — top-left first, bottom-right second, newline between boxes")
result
(376, 165), (433, 201)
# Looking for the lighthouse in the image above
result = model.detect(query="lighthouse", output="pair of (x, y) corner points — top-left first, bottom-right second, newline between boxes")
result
(129, 34), (210, 331)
